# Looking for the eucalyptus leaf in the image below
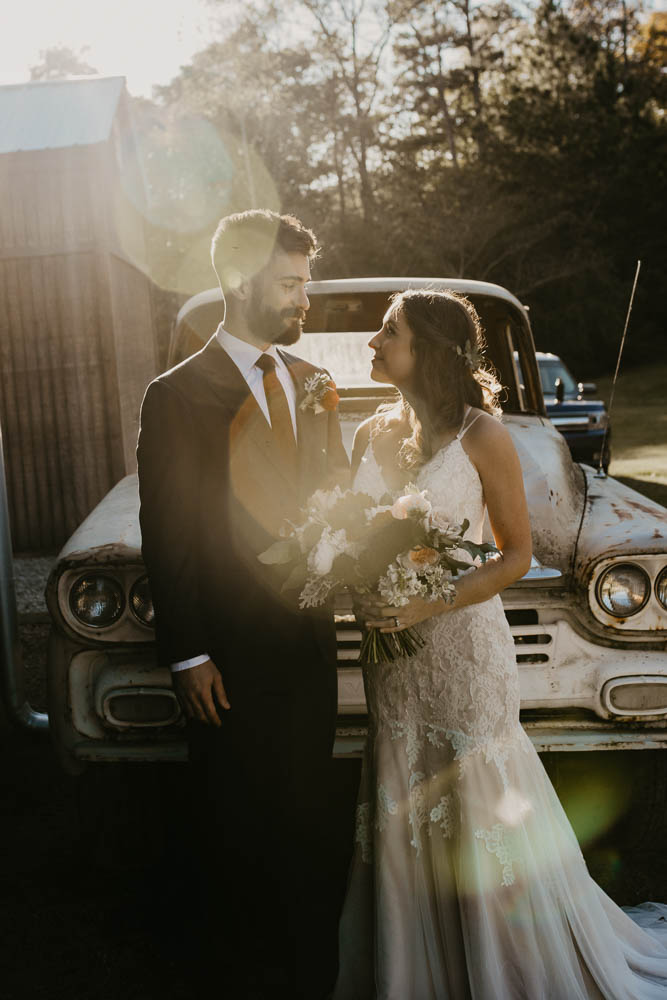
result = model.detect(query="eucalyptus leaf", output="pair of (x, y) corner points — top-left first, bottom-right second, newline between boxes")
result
(460, 540), (499, 564)
(440, 553), (475, 573)
(258, 540), (297, 565)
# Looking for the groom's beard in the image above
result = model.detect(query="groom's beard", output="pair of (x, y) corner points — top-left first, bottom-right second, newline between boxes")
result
(247, 293), (305, 347)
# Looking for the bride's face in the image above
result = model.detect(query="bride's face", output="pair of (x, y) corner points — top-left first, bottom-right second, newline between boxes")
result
(368, 306), (416, 389)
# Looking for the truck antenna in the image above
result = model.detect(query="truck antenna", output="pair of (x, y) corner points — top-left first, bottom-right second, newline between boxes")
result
(595, 259), (641, 479)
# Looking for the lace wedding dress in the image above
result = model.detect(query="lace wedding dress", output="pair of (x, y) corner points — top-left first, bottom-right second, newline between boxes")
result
(333, 414), (667, 999)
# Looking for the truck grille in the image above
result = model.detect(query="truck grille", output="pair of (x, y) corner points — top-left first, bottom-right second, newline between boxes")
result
(336, 613), (363, 661)
(336, 608), (555, 667)
(506, 609), (555, 665)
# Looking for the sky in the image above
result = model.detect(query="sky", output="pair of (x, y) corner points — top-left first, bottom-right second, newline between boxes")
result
(3, 0), (665, 99)
(1, 0), (237, 96)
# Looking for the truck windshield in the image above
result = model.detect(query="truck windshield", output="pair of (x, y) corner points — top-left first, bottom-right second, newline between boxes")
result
(296, 329), (376, 388)
(300, 290), (534, 412)
(539, 359), (578, 398)
(171, 288), (542, 414)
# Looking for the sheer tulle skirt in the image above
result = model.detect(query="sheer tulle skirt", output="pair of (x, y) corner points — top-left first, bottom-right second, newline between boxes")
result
(334, 722), (667, 999)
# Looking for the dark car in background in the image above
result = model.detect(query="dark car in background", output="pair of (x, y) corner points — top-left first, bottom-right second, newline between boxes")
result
(537, 352), (611, 473)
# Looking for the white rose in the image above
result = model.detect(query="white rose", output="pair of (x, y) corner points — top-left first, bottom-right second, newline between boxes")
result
(307, 528), (347, 577)
(430, 511), (463, 536)
(391, 491), (432, 520)
(308, 486), (343, 517)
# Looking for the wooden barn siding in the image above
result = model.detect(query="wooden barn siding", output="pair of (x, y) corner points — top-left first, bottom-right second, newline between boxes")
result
(0, 251), (127, 550)
(0, 144), (155, 551)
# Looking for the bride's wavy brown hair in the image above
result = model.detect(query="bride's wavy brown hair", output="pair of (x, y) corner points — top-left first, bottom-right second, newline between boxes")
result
(375, 289), (502, 470)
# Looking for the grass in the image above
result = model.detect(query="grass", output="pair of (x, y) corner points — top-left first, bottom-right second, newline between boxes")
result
(594, 363), (667, 508)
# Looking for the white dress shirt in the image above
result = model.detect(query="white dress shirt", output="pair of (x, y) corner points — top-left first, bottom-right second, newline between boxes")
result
(171, 325), (298, 673)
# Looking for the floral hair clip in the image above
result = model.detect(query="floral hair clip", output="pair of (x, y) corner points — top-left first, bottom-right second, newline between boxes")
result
(453, 339), (484, 370)
(300, 372), (340, 414)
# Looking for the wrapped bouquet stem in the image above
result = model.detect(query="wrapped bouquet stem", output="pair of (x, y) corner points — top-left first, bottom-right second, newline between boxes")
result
(259, 485), (496, 664)
(359, 618), (426, 664)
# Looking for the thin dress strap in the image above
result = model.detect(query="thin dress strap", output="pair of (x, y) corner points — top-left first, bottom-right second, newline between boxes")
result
(457, 407), (483, 440)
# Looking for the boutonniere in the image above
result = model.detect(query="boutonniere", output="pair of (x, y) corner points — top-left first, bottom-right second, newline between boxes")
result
(299, 372), (340, 415)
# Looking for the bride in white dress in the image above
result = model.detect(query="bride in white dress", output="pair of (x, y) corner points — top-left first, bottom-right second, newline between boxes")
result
(333, 289), (667, 999)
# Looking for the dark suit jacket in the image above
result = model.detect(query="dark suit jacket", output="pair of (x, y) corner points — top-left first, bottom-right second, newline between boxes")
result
(136, 334), (350, 680)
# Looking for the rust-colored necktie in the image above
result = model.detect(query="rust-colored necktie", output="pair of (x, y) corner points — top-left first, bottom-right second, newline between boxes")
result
(256, 353), (298, 478)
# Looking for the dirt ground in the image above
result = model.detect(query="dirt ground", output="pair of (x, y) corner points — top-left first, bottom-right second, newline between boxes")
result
(0, 713), (361, 1000)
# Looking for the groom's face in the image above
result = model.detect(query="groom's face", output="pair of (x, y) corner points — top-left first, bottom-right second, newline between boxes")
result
(246, 250), (311, 346)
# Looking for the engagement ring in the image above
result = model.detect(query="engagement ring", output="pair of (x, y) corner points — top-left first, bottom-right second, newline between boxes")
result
(393, 616), (401, 628)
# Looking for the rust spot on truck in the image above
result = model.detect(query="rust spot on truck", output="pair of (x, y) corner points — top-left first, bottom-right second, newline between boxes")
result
(626, 499), (667, 522)
(653, 528), (664, 539)
(610, 504), (633, 522)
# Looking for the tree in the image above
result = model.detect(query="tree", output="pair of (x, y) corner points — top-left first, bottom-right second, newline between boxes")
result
(397, 0), (519, 162)
(29, 46), (98, 81)
(295, 0), (402, 226)
(633, 10), (667, 73)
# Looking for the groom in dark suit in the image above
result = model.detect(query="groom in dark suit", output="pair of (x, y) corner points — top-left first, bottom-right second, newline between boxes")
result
(137, 210), (349, 999)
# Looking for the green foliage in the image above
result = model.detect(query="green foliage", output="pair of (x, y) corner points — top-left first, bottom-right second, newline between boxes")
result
(142, 0), (665, 372)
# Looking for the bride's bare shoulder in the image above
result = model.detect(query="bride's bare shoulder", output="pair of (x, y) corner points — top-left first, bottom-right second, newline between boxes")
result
(464, 409), (517, 464)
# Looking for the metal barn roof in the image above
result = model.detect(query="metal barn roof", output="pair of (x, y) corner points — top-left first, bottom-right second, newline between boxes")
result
(0, 76), (126, 154)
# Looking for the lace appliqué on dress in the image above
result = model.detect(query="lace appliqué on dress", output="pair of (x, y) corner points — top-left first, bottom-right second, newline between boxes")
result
(389, 719), (421, 770)
(474, 823), (522, 887)
(408, 771), (429, 856)
(430, 795), (454, 838)
(377, 784), (398, 832)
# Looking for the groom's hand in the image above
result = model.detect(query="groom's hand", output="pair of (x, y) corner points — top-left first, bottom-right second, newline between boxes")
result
(172, 658), (230, 726)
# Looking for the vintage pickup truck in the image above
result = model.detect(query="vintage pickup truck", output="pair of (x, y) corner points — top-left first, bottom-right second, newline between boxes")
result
(41, 278), (667, 784)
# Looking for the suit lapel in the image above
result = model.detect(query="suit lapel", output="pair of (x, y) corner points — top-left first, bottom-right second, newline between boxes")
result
(197, 333), (253, 411)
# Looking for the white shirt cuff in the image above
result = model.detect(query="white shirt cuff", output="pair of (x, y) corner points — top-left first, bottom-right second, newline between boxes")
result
(170, 654), (209, 672)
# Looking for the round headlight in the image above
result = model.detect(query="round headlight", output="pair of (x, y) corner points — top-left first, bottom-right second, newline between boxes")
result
(596, 563), (650, 617)
(130, 575), (155, 626)
(69, 574), (125, 628)
(656, 567), (667, 611)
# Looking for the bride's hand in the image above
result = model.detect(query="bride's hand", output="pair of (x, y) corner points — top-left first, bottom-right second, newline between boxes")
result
(364, 596), (450, 633)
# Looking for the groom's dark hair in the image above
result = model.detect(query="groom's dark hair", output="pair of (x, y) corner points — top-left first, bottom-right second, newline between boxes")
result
(211, 210), (319, 292)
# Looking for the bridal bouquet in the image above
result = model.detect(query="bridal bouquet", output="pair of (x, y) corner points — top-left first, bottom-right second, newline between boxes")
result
(259, 485), (496, 663)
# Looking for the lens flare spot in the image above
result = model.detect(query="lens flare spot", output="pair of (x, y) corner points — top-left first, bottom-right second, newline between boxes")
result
(496, 787), (533, 827)
(113, 110), (281, 293)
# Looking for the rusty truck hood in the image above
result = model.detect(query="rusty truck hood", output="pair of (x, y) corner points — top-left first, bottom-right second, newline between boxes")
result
(54, 414), (587, 579)
(574, 467), (667, 577)
(502, 415), (584, 575)
(57, 475), (142, 566)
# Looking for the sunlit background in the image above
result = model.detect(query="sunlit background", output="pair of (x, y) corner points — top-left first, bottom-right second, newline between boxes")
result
(2, 0), (220, 96)
(4, 0), (665, 355)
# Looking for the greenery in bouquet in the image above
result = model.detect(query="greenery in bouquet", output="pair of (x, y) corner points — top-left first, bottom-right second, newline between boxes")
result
(258, 485), (497, 663)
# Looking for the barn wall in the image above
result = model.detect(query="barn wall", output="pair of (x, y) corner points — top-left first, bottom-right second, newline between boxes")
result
(0, 142), (156, 551)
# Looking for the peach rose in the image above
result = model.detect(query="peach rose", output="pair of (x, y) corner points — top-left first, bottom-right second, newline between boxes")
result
(408, 546), (439, 568)
(320, 381), (340, 411)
